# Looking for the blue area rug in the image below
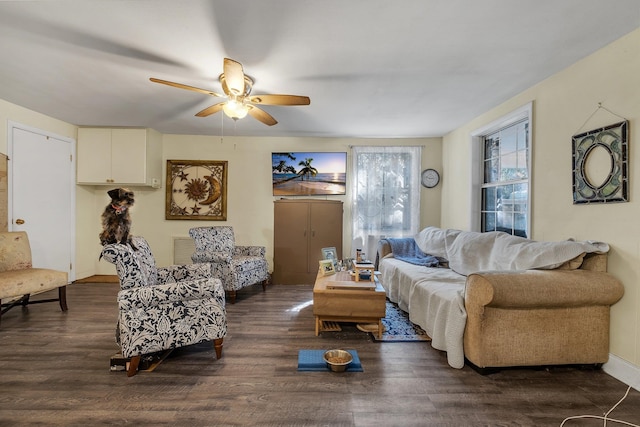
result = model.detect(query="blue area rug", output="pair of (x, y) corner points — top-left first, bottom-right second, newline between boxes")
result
(297, 349), (363, 372)
(371, 301), (431, 342)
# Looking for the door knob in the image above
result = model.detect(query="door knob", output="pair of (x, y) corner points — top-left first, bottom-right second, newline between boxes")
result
(15, 218), (25, 225)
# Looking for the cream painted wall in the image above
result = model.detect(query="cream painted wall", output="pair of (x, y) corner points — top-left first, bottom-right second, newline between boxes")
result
(442, 28), (640, 369)
(0, 96), (441, 278)
(90, 135), (442, 275)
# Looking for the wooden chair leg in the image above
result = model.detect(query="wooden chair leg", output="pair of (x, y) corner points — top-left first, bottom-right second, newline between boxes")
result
(261, 279), (268, 292)
(213, 338), (224, 359)
(58, 286), (68, 312)
(228, 290), (237, 304)
(127, 355), (141, 377)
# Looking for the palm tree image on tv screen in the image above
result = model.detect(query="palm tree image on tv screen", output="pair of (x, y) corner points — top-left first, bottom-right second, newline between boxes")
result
(272, 152), (347, 196)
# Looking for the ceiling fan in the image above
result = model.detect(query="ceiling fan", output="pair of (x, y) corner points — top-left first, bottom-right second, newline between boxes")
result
(150, 58), (310, 126)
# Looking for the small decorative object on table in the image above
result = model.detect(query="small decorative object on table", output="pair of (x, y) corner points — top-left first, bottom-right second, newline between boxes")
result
(319, 259), (335, 276)
(321, 246), (339, 269)
(353, 261), (375, 282)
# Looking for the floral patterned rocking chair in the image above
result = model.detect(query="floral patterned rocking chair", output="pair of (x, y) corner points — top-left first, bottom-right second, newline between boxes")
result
(100, 236), (227, 377)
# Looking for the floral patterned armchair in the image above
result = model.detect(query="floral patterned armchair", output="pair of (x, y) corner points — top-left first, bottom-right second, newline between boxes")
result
(100, 236), (227, 377)
(189, 226), (269, 304)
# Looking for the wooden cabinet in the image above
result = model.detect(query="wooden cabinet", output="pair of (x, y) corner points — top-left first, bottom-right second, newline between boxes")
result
(273, 199), (343, 285)
(77, 128), (162, 187)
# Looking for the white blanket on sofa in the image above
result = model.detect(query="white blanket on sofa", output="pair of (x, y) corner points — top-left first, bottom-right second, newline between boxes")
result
(380, 258), (468, 368)
(381, 227), (610, 369)
(445, 230), (609, 276)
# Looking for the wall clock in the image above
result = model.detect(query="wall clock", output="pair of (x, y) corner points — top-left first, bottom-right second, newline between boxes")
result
(421, 169), (440, 188)
(166, 160), (228, 220)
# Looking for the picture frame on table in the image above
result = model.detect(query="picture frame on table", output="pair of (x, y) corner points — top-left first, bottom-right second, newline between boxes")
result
(319, 259), (335, 276)
(321, 246), (338, 269)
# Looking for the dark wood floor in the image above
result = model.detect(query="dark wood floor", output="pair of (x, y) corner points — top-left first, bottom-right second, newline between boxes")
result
(1, 283), (638, 427)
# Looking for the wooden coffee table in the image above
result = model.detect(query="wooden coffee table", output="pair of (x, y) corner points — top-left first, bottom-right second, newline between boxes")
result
(313, 270), (386, 339)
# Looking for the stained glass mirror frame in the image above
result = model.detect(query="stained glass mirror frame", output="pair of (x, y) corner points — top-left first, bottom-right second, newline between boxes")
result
(572, 120), (628, 204)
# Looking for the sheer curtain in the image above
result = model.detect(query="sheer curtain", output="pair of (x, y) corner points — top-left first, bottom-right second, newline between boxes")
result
(351, 146), (422, 262)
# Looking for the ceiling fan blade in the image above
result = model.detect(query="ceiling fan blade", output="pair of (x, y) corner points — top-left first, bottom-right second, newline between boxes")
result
(195, 102), (225, 117)
(150, 78), (224, 98)
(223, 58), (245, 96)
(248, 106), (277, 126)
(249, 94), (311, 106)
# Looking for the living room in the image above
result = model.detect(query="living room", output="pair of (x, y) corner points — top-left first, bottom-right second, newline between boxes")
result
(1, 1), (639, 425)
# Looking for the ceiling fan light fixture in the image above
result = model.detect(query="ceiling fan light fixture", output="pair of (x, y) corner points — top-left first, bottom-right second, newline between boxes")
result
(150, 57), (309, 126)
(223, 99), (249, 120)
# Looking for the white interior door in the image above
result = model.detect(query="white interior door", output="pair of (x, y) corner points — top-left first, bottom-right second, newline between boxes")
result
(8, 123), (75, 280)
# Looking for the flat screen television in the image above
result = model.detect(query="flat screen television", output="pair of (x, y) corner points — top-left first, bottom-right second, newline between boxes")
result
(272, 152), (347, 196)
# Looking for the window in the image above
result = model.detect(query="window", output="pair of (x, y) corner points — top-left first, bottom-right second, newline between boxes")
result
(351, 146), (421, 260)
(471, 103), (532, 238)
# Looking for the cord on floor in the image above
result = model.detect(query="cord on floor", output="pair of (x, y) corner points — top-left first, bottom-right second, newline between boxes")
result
(560, 386), (638, 427)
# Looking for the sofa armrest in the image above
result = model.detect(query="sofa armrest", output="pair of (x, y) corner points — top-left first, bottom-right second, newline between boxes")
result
(465, 270), (624, 309)
(191, 250), (232, 264)
(235, 245), (266, 257)
(157, 263), (211, 283)
(375, 239), (393, 270)
(118, 277), (224, 310)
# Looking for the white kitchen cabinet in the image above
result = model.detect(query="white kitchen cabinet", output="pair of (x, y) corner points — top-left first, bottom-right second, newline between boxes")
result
(77, 128), (162, 187)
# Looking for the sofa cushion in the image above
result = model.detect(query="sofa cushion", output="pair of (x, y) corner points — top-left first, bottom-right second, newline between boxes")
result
(0, 268), (67, 300)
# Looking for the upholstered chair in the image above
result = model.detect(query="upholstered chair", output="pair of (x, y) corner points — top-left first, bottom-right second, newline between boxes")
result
(189, 226), (269, 304)
(0, 231), (68, 323)
(100, 236), (227, 377)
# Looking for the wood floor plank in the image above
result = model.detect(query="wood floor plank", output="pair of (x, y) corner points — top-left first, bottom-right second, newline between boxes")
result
(0, 282), (638, 426)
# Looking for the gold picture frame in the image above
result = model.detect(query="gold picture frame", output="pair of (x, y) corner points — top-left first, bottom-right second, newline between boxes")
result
(166, 160), (228, 220)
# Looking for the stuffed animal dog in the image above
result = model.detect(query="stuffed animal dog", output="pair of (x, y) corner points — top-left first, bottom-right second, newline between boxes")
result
(99, 187), (137, 249)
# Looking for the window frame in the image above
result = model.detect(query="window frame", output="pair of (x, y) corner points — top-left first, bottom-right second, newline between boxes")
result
(469, 102), (533, 237)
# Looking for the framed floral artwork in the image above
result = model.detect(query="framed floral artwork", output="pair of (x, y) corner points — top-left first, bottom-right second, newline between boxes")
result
(166, 160), (228, 220)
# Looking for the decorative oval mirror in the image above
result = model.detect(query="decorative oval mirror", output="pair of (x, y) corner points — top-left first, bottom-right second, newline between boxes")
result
(572, 121), (628, 204)
(583, 144), (613, 189)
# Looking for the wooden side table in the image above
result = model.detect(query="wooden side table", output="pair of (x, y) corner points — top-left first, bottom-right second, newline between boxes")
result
(352, 262), (375, 282)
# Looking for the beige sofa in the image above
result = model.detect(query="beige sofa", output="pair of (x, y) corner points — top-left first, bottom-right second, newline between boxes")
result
(376, 227), (624, 371)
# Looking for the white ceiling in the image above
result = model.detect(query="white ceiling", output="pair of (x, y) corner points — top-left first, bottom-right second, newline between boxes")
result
(1, 0), (638, 138)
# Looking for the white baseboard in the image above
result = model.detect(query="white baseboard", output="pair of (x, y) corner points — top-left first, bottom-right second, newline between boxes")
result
(603, 354), (640, 391)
